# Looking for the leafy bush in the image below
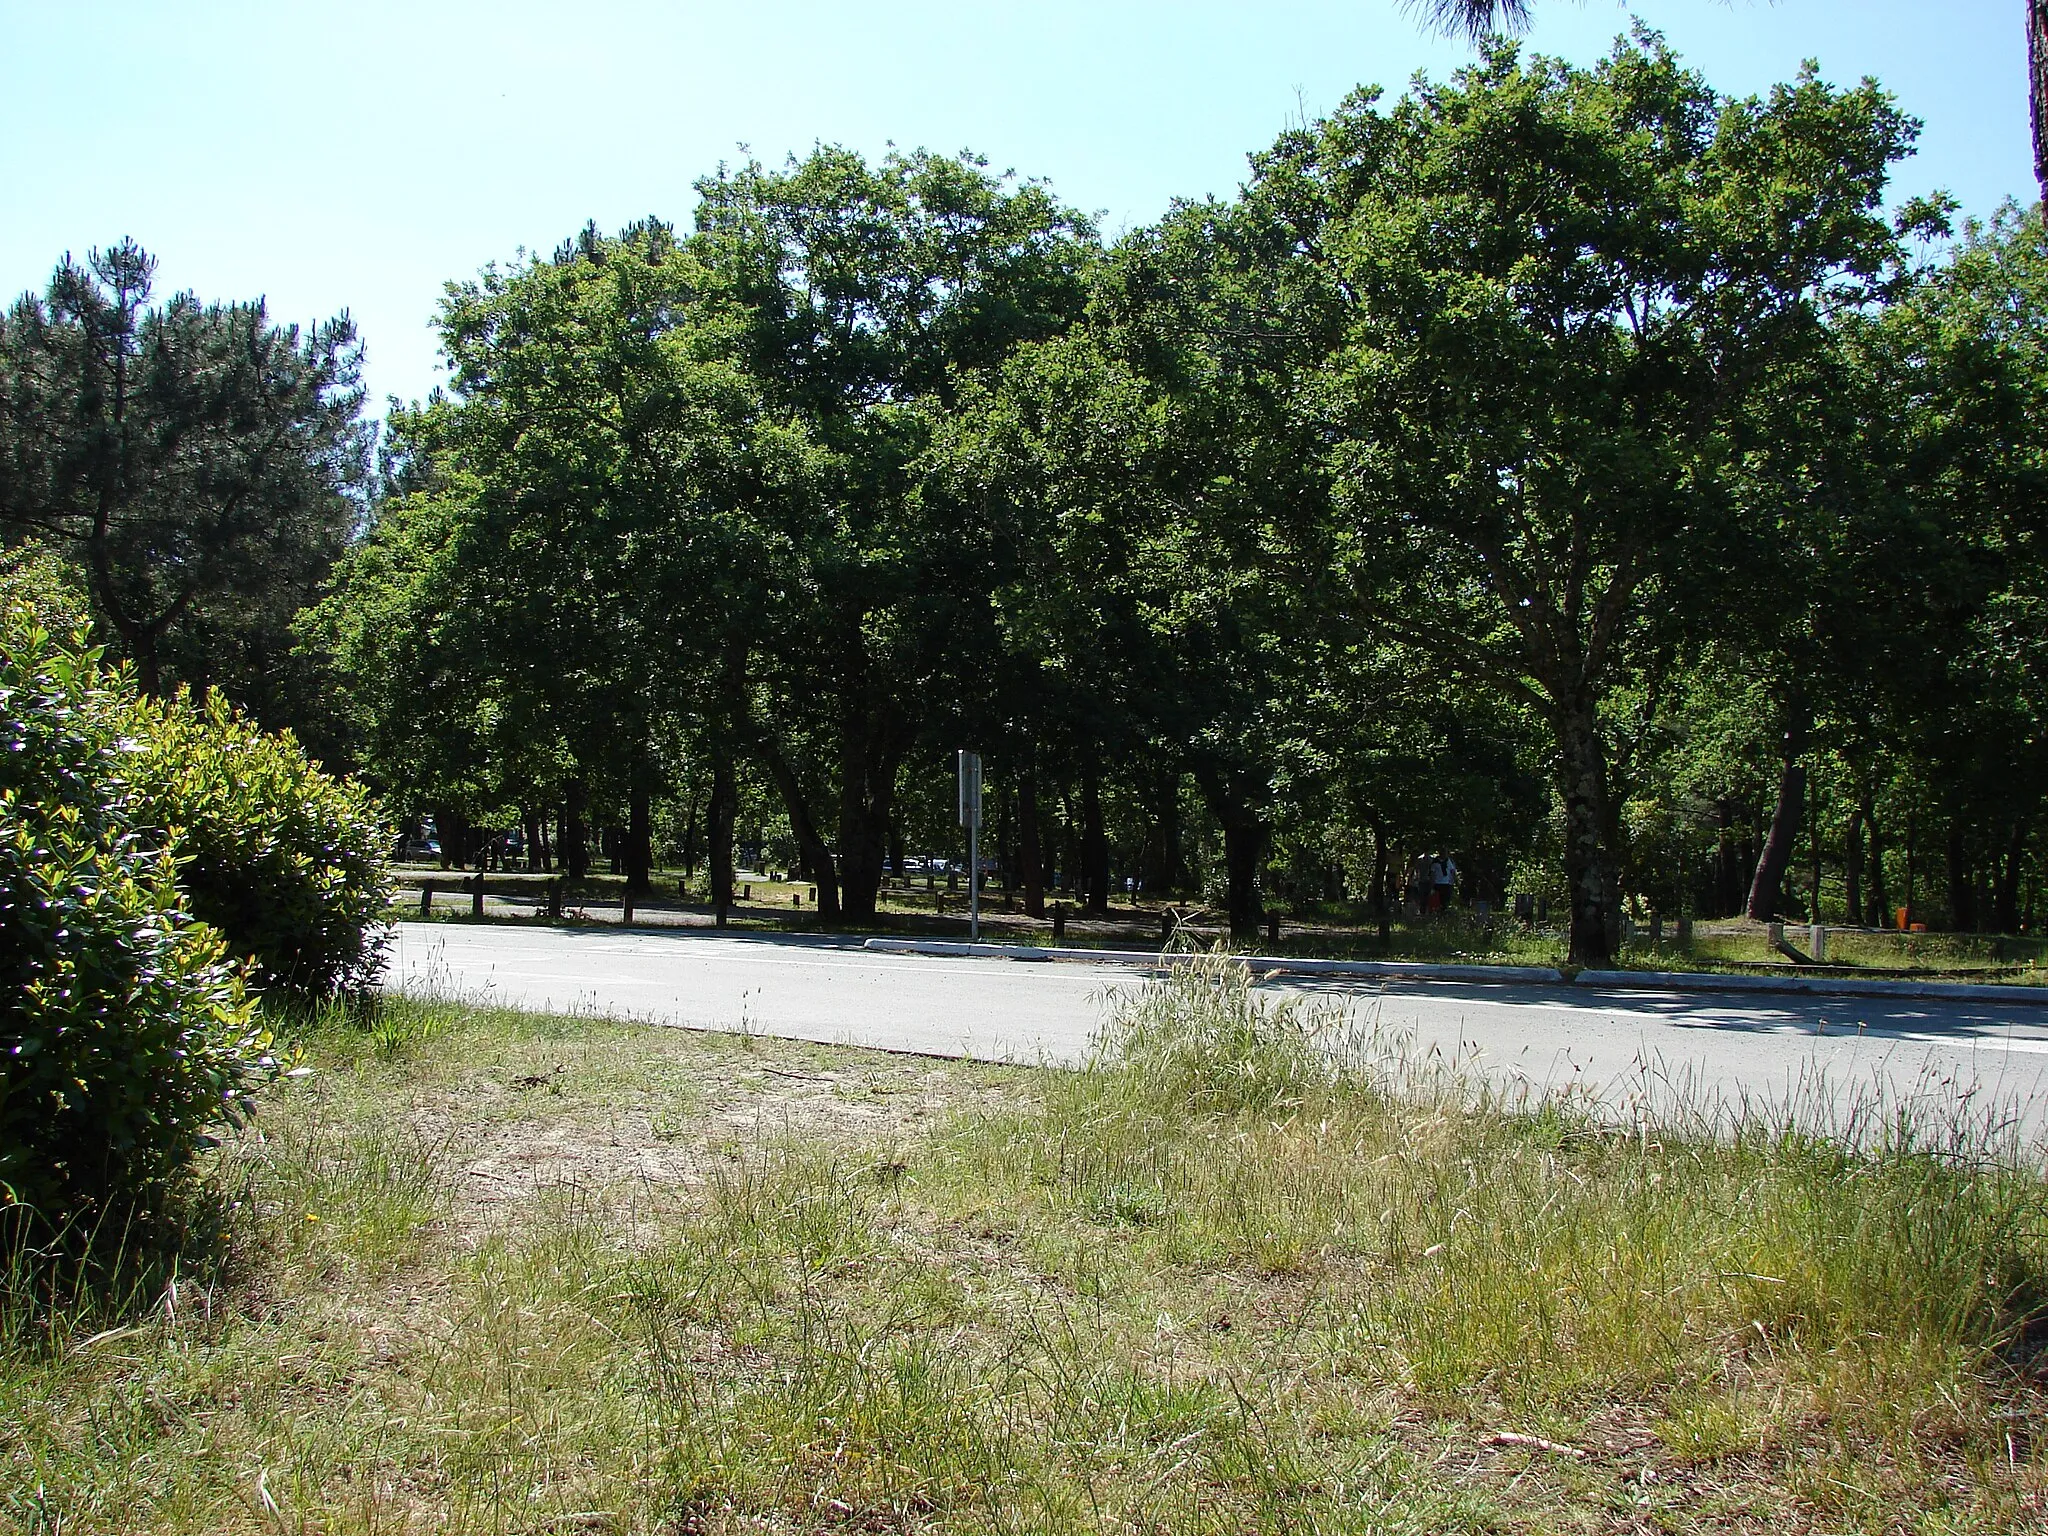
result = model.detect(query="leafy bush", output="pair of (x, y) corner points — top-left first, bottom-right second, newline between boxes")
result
(0, 606), (265, 1240)
(124, 688), (394, 999)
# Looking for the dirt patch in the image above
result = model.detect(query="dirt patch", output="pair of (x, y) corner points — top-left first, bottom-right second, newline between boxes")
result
(388, 1026), (1025, 1235)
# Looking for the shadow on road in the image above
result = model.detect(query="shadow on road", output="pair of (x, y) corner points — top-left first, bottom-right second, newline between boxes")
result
(1268, 973), (2048, 1049)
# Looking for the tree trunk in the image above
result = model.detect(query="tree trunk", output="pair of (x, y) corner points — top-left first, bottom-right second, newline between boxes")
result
(1222, 821), (1265, 938)
(562, 780), (590, 881)
(755, 737), (841, 918)
(1745, 764), (1807, 922)
(1866, 797), (1891, 927)
(710, 754), (736, 921)
(1747, 709), (1810, 922)
(1556, 694), (1620, 968)
(995, 787), (1013, 894)
(626, 763), (653, 897)
(834, 714), (903, 924)
(1903, 811), (1918, 925)
(440, 808), (469, 872)
(1140, 765), (1183, 895)
(1947, 813), (1976, 933)
(1058, 783), (1079, 893)
(1712, 801), (1742, 918)
(1081, 765), (1110, 917)
(1996, 815), (2030, 935)
(1191, 762), (1266, 938)
(1807, 787), (1822, 923)
(1845, 804), (1863, 930)
(1018, 764), (1045, 919)
(1372, 818), (1391, 945)
(2031, 0), (2048, 204)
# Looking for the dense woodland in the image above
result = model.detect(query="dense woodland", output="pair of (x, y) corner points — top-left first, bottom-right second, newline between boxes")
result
(5, 36), (2045, 966)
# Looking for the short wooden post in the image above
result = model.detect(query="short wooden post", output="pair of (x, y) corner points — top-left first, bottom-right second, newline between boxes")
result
(548, 879), (563, 921)
(470, 874), (484, 919)
(420, 880), (434, 918)
(1810, 923), (1827, 961)
(1052, 904), (1066, 944)
(622, 896), (634, 926)
(1675, 913), (1693, 948)
(1266, 912), (1280, 946)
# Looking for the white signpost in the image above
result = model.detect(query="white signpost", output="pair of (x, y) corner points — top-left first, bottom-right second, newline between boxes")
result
(957, 749), (982, 942)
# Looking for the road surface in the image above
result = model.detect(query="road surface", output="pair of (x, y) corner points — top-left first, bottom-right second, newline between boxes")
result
(385, 921), (2048, 1147)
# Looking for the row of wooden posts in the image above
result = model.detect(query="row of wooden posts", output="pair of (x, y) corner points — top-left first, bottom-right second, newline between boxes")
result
(416, 875), (805, 928)
(413, 875), (1206, 944)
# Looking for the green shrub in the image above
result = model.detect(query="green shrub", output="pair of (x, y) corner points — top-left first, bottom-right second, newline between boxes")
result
(0, 607), (265, 1242)
(125, 688), (394, 999)
(0, 545), (90, 635)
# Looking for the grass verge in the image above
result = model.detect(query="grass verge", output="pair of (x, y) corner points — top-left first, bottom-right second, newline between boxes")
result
(4, 961), (2045, 1532)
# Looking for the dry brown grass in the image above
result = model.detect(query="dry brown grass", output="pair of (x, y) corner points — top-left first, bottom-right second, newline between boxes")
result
(4, 966), (2045, 1533)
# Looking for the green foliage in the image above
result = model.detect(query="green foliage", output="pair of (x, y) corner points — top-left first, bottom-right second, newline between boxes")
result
(0, 239), (369, 726)
(0, 546), (89, 636)
(0, 599), (264, 1245)
(123, 687), (393, 999)
(306, 45), (2046, 946)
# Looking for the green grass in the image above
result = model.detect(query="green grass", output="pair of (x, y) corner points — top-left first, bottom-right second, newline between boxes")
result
(1657, 923), (2048, 979)
(8, 968), (2044, 1532)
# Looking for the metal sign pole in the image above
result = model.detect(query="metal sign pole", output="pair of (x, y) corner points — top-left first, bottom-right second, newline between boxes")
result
(958, 750), (982, 943)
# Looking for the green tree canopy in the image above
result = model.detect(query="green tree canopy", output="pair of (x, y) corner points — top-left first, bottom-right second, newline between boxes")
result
(0, 239), (369, 723)
(1237, 32), (1931, 962)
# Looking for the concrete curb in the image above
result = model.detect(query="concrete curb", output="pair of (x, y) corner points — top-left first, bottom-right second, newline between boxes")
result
(863, 938), (1552, 986)
(860, 938), (2048, 1007)
(1574, 969), (2048, 1007)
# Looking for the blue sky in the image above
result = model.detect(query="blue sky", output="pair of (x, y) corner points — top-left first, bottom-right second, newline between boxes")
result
(2, 1), (2027, 410)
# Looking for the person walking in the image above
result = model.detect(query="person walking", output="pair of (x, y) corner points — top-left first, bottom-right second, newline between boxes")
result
(1432, 855), (1456, 913)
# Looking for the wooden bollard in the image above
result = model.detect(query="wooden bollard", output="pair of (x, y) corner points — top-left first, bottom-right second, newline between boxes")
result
(420, 880), (434, 917)
(547, 879), (563, 920)
(470, 874), (484, 918)
(1266, 912), (1280, 946)
(1052, 904), (1066, 943)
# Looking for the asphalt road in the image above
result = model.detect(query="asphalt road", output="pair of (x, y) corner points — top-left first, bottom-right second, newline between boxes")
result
(385, 921), (2048, 1146)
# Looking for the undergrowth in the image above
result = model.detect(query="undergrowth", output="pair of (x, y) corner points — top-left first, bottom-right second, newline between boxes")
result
(3, 964), (2044, 1532)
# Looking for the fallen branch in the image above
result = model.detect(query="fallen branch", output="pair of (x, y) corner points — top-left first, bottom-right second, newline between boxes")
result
(1487, 1431), (1584, 1459)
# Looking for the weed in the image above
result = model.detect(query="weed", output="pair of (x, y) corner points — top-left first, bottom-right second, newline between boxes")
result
(4, 975), (2044, 1533)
